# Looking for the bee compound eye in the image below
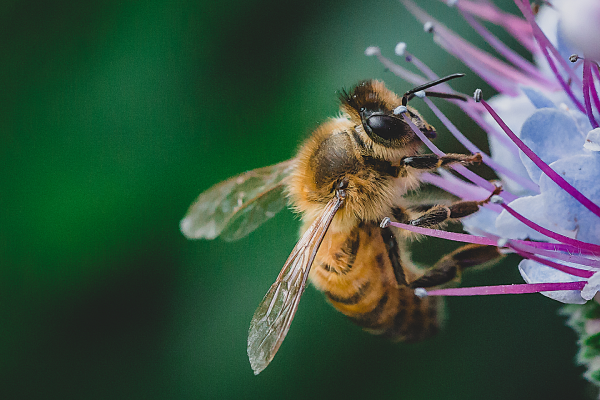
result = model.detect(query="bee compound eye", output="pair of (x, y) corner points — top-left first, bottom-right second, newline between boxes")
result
(365, 114), (406, 141)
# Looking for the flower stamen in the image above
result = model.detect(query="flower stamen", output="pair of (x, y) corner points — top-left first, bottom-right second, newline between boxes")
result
(421, 96), (540, 192)
(583, 60), (600, 128)
(416, 281), (587, 297)
(480, 97), (600, 219)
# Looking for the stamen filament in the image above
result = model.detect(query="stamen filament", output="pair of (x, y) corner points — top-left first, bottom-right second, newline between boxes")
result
(431, 31), (525, 96)
(469, 225), (599, 256)
(457, 7), (555, 87)
(539, 44), (586, 113)
(513, 0), (582, 86)
(589, 63), (600, 121)
(514, 0), (586, 113)
(364, 47), (427, 86)
(511, 249), (595, 278)
(481, 98), (600, 219)
(583, 60), (600, 129)
(395, 46), (520, 154)
(421, 171), (503, 205)
(401, 49), (444, 84)
(391, 217), (599, 259)
(509, 241), (600, 269)
(422, 97), (540, 193)
(499, 202), (600, 253)
(421, 281), (586, 297)
(385, 220), (500, 246)
(399, 111), (505, 196)
(454, 0), (538, 54)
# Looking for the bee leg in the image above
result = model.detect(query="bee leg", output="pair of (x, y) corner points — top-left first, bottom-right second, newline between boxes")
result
(380, 224), (408, 286)
(401, 153), (482, 171)
(409, 244), (502, 289)
(406, 186), (501, 228)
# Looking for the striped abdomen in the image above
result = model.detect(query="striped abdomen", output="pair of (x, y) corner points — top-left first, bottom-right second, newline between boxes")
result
(309, 223), (441, 342)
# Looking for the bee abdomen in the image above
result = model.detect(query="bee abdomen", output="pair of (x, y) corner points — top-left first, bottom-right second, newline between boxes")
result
(382, 288), (441, 342)
(313, 223), (442, 342)
(346, 292), (390, 330)
(342, 288), (441, 341)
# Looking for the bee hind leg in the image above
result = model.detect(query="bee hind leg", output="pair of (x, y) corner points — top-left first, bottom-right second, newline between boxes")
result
(400, 186), (503, 288)
(409, 244), (502, 289)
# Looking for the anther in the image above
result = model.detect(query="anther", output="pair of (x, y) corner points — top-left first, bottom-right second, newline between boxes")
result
(394, 43), (407, 58)
(393, 105), (408, 115)
(569, 54), (580, 63)
(490, 195), (504, 204)
(497, 238), (509, 248)
(380, 217), (391, 228)
(498, 247), (515, 255)
(423, 21), (434, 33)
(414, 288), (428, 298)
(473, 89), (482, 102)
(364, 46), (381, 57)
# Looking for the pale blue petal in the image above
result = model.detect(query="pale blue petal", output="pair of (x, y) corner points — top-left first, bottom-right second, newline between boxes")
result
(521, 87), (556, 109)
(569, 108), (594, 136)
(540, 153), (600, 245)
(462, 207), (501, 237)
(556, 22), (578, 65)
(518, 259), (586, 304)
(486, 94), (533, 195)
(519, 109), (586, 184)
(488, 133), (531, 195)
(495, 195), (574, 241)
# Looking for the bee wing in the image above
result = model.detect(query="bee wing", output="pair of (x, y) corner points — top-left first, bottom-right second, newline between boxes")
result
(180, 160), (295, 242)
(247, 193), (345, 375)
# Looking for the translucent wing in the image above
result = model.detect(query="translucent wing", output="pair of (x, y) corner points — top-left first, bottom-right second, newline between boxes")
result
(247, 192), (346, 375)
(180, 160), (295, 242)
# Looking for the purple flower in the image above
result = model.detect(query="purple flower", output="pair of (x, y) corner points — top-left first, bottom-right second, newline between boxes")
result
(370, 0), (600, 304)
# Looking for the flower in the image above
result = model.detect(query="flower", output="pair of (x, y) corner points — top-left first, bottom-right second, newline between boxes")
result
(369, 0), (600, 303)
(368, 0), (600, 385)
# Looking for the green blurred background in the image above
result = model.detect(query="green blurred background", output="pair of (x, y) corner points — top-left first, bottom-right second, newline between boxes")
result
(0, 0), (589, 398)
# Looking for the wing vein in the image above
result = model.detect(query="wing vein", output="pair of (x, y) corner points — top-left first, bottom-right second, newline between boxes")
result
(247, 192), (345, 374)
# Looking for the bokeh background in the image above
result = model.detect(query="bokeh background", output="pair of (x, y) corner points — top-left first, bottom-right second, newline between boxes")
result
(1, 0), (590, 398)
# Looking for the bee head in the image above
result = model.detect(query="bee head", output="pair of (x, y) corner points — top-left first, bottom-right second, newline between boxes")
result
(339, 80), (436, 148)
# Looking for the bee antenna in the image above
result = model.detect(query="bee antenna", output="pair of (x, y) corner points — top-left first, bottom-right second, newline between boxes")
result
(401, 73), (465, 106)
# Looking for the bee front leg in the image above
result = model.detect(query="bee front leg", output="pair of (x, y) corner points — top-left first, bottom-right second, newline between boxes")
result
(401, 153), (482, 171)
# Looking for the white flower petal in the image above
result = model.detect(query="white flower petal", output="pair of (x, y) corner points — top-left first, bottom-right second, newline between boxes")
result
(495, 195), (576, 241)
(584, 128), (600, 152)
(582, 272), (600, 301)
(540, 154), (600, 245)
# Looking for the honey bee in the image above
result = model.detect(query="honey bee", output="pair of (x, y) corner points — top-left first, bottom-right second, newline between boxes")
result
(181, 75), (501, 375)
